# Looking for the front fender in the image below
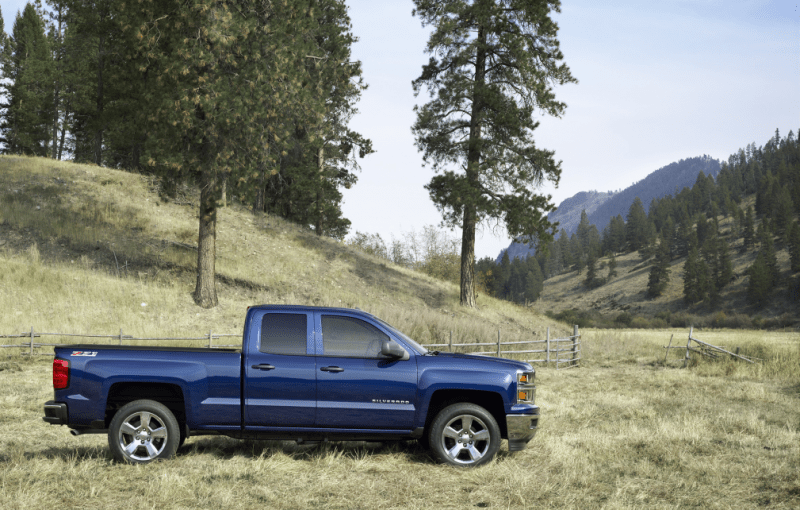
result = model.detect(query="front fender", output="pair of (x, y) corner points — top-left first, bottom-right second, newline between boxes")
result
(416, 367), (514, 425)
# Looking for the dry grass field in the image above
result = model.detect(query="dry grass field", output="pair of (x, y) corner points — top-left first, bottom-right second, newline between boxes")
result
(0, 329), (797, 509)
(1, 156), (798, 508)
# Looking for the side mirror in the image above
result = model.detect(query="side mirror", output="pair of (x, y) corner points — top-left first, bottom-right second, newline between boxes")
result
(380, 339), (409, 361)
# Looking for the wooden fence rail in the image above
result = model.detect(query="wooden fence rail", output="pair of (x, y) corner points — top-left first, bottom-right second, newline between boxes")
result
(2, 325), (581, 369)
(662, 326), (758, 366)
(422, 325), (581, 369)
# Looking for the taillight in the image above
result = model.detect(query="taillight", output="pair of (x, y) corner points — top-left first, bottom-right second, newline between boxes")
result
(53, 359), (69, 389)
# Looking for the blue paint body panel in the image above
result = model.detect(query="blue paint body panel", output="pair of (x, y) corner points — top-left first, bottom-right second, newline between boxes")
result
(50, 305), (539, 439)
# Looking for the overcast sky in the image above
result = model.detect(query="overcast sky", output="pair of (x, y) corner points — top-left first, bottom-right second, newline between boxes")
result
(2, 0), (797, 259)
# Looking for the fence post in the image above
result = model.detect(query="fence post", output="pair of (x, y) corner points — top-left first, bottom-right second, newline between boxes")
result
(664, 333), (674, 364)
(572, 325), (579, 367)
(208, 330), (213, 348)
(30, 327), (34, 356)
(497, 330), (501, 357)
(546, 327), (550, 365)
(683, 326), (693, 368)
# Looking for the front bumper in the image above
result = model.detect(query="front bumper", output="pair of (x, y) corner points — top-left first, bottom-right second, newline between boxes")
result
(506, 407), (539, 452)
(43, 400), (68, 425)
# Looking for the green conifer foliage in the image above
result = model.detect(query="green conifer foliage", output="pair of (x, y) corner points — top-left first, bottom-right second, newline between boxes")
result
(683, 247), (709, 304)
(647, 236), (670, 298)
(412, 0), (576, 307)
(1, 4), (54, 156)
(789, 221), (800, 273)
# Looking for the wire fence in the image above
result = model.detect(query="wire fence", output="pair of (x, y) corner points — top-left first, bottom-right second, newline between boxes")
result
(1, 325), (581, 369)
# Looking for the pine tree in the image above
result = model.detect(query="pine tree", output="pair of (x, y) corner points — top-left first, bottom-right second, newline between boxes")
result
(789, 221), (800, 273)
(743, 206), (755, 250)
(584, 251), (599, 289)
(0, 4), (54, 156)
(412, 0), (576, 307)
(747, 253), (773, 307)
(626, 197), (649, 251)
(104, 0), (365, 308)
(606, 254), (618, 282)
(683, 247), (709, 304)
(647, 236), (670, 298)
(524, 261), (543, 302)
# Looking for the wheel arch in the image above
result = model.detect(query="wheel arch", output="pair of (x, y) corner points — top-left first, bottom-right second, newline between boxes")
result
(105, 382), (186, 432)
(424, 389), (507, 439)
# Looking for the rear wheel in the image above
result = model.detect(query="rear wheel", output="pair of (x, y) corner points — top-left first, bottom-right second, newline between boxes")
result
(108, 399), (180, 464)
(428, 403), (500, 467)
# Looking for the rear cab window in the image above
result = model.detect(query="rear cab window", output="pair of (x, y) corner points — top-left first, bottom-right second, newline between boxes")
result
(260, 313), (308, 355)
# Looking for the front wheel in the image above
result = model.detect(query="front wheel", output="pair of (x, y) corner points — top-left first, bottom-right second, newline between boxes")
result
(428, 403), (500, 467)
(108, 399), (180, 464)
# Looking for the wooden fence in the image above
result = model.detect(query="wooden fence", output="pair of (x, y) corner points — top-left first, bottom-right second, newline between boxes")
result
(0, 328), (241, 356)
(662, 326), (757, 366)
(1, 325), (581, 369)
(422, 325), (581, 370)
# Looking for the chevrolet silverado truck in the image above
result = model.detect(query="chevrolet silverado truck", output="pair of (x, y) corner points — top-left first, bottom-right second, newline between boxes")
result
(43, 305), (539, 467)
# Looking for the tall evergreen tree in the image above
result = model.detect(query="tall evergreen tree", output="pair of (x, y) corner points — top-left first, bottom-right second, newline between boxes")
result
(683, 247), (709, 304)
(646, 235), (670, 298)
(789, 221), (800, 274)
(0, 4), (54, 156)
(412, 0), (576, 307)
(606, 253), (618, 282)
(584, 251), (599, 289)
(108, 0), (364, 307)
(625, 197), (649, 252)
(747, 253), (773, 307)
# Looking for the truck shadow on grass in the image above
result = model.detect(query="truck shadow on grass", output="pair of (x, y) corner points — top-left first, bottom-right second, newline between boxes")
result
(183, 437), (436, 464)
(181, 436), (515, 465)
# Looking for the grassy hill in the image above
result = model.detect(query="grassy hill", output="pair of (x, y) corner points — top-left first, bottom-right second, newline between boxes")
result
(538, 208), (797, 328)
(0, 155), (570, 345)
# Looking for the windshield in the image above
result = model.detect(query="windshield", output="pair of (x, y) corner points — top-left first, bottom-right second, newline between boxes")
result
(373, 317), (428, 355)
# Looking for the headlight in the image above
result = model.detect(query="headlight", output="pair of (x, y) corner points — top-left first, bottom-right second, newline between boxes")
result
(516, 371), (535, 403)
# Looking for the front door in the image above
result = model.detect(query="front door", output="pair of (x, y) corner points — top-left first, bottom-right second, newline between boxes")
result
(314, 313), (417, 430)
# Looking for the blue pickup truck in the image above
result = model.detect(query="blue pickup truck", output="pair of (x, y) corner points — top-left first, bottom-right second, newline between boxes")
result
(43, 305), (539, 467)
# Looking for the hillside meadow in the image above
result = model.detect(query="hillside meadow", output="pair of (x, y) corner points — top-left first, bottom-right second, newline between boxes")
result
(0, 156), (798, 508)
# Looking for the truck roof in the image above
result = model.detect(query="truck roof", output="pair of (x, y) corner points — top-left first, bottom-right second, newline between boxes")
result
(249, 304), (377, 318)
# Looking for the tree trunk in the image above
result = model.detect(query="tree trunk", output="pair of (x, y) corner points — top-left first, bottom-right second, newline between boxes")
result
(315, 145), (324, 236)
(194, 168), (219, 308)
(52, 8), (62, 159)
(94, 34), (104, 165)
(459, 24), (486, 308)
(460, 206), (477, 306)
(57, 101), (69, 161)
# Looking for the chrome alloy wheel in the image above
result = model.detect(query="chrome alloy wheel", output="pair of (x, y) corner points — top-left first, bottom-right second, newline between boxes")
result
(117, 411), (169, 462)
(440, 414), (491, 465)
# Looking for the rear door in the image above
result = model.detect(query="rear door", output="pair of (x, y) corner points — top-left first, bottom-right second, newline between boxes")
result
(244, 310), (316, 428)
(314, 312), (417, 430)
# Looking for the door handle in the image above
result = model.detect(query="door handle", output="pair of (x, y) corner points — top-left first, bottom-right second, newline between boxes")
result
(251, 364), (276, 371)
(320, 366), (344, 373)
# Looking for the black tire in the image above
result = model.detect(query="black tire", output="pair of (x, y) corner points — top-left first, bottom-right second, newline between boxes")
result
(108, 399), (180, 464)
(428, 403), (500, 467)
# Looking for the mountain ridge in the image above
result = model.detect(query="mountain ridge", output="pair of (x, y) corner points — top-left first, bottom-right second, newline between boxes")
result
(501, 155), (721, 261)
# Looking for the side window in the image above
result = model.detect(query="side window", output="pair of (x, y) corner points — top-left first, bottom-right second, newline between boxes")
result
(321, 316), (389, 358)
(260, 313), (307, 355)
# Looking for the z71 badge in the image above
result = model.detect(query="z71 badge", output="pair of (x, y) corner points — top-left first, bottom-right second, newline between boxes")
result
(71, 351), (98, 357)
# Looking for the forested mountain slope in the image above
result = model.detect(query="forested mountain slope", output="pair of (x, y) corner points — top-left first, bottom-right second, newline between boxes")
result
(502, 156), (721, 261)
